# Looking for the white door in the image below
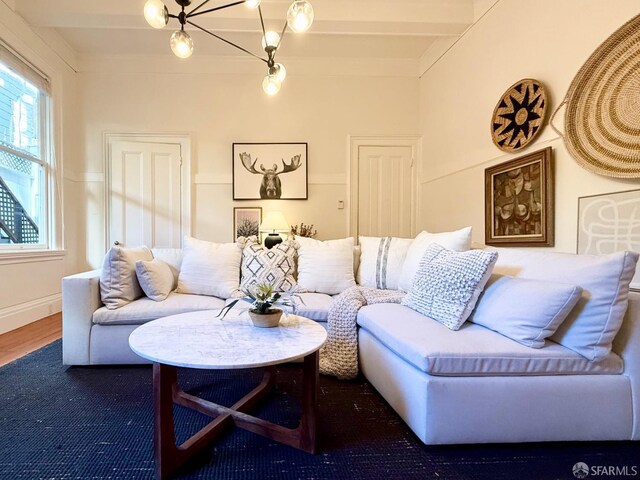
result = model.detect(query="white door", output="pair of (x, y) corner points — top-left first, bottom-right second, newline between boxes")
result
(108, 140), (183, 248)
(355, 145), (415, 238)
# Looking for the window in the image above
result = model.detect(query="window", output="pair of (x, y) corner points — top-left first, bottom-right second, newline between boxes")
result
(0, 47), (50, 248)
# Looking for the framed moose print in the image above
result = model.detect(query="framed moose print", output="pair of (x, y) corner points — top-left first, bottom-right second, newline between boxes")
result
(233, 143), (308, 200)
(484, 147), (554, 247)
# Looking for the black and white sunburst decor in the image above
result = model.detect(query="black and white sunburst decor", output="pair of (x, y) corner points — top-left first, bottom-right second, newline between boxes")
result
(491, 79), (547, 152)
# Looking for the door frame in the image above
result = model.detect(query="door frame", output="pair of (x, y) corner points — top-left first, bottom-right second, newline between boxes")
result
(103, 132), (192, 251)
(348, 135), (421, 239)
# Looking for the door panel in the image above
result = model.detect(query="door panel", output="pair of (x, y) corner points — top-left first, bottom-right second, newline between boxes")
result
(357, 145), (413, 238)
(108, 141), (182, 249)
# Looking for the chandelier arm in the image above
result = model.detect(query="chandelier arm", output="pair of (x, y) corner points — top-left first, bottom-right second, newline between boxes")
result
(257, 4), (268, 41)
(187, 0), (212, 16)
(187, 0), (246, 18)
(274, 19), (288, 53)
(187, 20), (269, 63)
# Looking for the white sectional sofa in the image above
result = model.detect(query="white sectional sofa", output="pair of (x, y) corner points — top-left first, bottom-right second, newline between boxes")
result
(62, 244), (640, 445)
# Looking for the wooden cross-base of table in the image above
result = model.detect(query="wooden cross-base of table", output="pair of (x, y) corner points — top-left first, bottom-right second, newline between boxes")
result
(128, 311), (328, 480)
(153, 351), (319, 480)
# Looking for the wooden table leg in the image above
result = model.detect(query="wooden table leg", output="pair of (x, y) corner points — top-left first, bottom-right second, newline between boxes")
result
(298, 350), (320, 453)
(152, 352), (320, 479)
(154, 363), (179, 480)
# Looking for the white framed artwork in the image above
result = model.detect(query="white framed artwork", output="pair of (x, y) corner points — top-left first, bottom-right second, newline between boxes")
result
(577, 189), (640, 290)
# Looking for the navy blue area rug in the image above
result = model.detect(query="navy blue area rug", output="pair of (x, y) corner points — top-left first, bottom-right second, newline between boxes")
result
(0, 340), (637, 480)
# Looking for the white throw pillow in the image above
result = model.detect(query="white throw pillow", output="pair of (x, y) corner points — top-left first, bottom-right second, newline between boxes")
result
(100, 245), (153, 310)
(135, 258), (175, 302)
(176, 236), (242, 298)
(493, 248), (639, 361)
(398, 227), (472, 292)
(402, 244), (498, 330)
(238, 236), (298, 291)
(151, 248), (182, 285)
(470, 274), (583, 348)
(296, 236), (356, 295)
(357, 236), (413, 290)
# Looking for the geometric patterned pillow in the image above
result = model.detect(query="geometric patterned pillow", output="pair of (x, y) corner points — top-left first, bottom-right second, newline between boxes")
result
(237, 236), (298, 292)
(401, 244), (498, 330)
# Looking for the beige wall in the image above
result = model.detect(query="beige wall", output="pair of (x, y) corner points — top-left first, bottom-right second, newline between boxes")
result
(418, 0), (640, 252)
(0, 3), (79, 333)
(76, 58), (420, 269)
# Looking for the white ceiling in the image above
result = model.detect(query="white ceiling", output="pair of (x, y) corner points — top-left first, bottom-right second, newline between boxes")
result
(12, 0), (479, 61)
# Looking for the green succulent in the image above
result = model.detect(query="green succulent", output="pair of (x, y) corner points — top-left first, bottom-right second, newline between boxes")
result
(217, 282), (303, 319)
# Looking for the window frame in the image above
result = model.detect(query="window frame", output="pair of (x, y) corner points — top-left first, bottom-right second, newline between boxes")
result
(0, 58), (52, 252)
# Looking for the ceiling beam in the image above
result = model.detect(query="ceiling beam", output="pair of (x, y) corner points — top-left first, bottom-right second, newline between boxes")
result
(13, 0), (474, 37)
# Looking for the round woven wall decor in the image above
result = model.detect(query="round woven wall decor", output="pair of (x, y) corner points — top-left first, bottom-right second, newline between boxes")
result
(556, 13), (640, 178)
(491, 79), (547, 152)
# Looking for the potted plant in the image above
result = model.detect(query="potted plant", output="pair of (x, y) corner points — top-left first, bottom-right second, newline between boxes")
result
(217, 282), (301, 328)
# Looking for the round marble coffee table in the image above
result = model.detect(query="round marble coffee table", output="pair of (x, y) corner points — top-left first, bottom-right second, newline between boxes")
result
(129, 310), (327, 480)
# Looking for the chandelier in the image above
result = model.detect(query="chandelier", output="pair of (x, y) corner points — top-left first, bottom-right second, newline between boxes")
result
(143, 0), (314, 95)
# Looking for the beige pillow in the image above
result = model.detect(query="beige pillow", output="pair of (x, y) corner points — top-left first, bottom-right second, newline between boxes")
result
(135, 258), (175, 302)
(100, 245), (153, 309)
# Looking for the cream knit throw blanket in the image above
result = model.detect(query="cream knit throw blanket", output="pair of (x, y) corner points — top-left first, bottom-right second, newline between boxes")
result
(320, 286), (405, 380)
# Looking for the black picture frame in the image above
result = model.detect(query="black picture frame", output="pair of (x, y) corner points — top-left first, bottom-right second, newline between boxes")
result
(233, 143), (308, 200)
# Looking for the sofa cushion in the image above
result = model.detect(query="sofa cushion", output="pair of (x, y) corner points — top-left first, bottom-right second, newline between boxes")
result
(357, 236), (413, 290)
(295, 293), (334, 322)
(402, 245), (498, 330)
(93, 292), (225, 325)
(135, 258), (175, 302)
(493, 248), (639, 361)
(296, 236), (356, 295)
(356, 304), (623, 376)
(469, 274), (583, 348)
(398, 227), (472, 292)
(177, 236), (242, 298)
(238, 236), (298, 291)
(100, 245), (153, 310)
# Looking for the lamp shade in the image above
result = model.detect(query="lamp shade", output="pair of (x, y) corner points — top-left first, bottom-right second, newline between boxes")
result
(260, 211), (289, 233)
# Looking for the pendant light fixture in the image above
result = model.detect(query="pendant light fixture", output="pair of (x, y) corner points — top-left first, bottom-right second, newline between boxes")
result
(143, 0), (314, 95)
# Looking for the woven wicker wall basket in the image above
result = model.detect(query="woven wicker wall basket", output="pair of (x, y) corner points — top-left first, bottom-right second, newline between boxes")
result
(551, 13), (640, 178)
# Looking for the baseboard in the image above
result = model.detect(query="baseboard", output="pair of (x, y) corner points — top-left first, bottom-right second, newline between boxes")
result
(0, 294), (62, 335)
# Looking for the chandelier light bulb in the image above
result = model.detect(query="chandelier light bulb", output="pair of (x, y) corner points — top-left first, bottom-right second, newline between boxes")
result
(273, 63), (287, 82)
(245, 0), (261, 9)
(170, 30), (194, 59)
(262, 31), (281, 50)
(287, 0), (314, 33)
(144, 0), (169, 29)
(262, 74), (282, 96)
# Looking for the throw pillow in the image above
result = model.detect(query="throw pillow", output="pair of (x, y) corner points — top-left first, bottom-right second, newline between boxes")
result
(493, 248), (639, 361)
(296, 236), (356, 295)
(238, 236), (298, 291)
(135, 258), (175, 302)
(176, 236), (242, 298)
(357, 236), (413, 290)
(151, 248), (182, 286)
(398, 227), (472, 292)
(402, 244), (498, 330)
(469, 274), (583, 348)
(100, 245), (153, 310)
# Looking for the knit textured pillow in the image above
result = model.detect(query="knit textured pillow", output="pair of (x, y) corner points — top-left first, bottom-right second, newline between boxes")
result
(238, 236), (298, 291)
(402, 244), (498, 330)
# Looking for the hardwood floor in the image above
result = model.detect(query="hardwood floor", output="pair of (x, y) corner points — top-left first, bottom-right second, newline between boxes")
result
(0, 313), (62, 367)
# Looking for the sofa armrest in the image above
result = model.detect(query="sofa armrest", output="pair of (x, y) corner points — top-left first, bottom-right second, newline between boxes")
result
(613, 290), (640, 440)
(62, 270), (102, 365)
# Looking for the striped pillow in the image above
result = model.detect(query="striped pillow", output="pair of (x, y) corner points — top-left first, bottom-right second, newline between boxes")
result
(357, 236), (413, 290)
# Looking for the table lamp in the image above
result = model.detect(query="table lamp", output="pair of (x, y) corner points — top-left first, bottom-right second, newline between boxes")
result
(260, 211), (290, 249)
